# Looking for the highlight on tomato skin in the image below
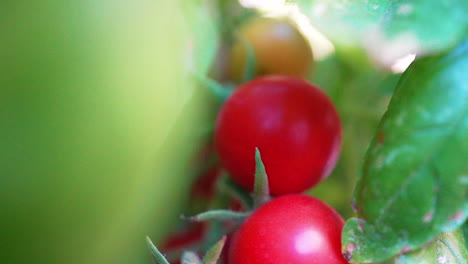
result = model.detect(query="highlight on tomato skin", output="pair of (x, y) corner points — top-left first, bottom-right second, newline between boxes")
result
(227, 194), (349, 264)
(228, 16), (314, 82)
(215, 75), (342, 195)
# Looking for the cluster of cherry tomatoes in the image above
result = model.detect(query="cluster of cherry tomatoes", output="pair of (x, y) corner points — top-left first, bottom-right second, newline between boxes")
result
(156, 16), (349, 264)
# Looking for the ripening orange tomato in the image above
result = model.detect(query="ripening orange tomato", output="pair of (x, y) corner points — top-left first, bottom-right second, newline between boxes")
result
(228, 17), (313, 82)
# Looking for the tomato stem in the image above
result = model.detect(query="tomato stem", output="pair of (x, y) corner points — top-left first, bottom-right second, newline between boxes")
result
(195, 74), (233, 101)
(239, 38), (256, 83)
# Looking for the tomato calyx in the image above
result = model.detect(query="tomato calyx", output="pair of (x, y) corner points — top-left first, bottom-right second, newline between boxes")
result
(147, 235), (227, 264)
(156, 149), (272, 263)
(183, 148), (272, 224)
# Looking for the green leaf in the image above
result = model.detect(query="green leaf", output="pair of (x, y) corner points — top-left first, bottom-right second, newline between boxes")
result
(296, 0), (468, 61)
(146, 236), (170, 264)
(342, 42), (468, 263)
(394, 228), (468, 264)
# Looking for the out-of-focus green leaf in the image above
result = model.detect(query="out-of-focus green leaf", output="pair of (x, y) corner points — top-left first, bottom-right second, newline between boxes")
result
(214, 0), (256, 42)
(183, 0), (218, 77)
(0, 1), (218, 264)
(342, 42), (468, 263)
(296, 0), (468, 63)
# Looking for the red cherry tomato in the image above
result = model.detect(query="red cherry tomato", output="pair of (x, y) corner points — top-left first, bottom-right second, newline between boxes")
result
(215, 75), (341, 195)
(228, 194), (348, 264)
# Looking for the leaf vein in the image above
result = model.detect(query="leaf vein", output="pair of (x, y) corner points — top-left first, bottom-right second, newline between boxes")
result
(372, 101), (468, 230)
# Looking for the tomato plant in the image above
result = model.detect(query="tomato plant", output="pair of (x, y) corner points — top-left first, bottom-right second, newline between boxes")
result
(215, 75), (341, 195)
(341, 40), (468, 263)
(149, 0), (468, 262)
(5, 0), (467, 263)
(228, 16), (313, 82)
(228, 194), (348, 264)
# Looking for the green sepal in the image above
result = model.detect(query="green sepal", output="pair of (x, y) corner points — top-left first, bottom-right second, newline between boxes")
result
(183, 209), (250, 222)
(202, 236), (227, 264)
(146, 236), (170, 264)
(253, 148), (271, 208)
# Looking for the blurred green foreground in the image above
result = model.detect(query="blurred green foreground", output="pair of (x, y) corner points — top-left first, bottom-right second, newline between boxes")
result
(0, 1), (217, 263)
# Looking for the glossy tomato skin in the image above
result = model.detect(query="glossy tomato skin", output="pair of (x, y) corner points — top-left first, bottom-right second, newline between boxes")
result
(228, 17), (313, 82)
(215, 75), (341, 195)
(228, 194), (348, 264)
